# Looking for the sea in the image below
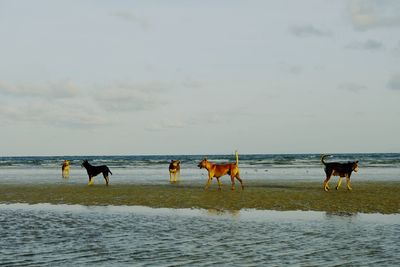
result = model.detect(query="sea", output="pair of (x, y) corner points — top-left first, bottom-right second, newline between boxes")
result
(0, 153), (399, 266)
(0, 153), (399, 185)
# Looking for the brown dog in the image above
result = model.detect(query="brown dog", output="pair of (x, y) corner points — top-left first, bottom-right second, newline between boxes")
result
(62, 160), (70, 178)
(321, 155), (359, 192)
(169, 160), (181, 183)
(198, 151), (244, 190)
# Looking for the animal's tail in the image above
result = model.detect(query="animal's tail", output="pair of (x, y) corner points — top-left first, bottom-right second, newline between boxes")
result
(321, 154), (331, 165)
(235, 150), (239, 166)
(108, 167), (113, 175)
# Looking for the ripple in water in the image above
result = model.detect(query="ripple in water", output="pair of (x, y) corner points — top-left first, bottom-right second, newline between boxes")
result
(0, 204), (399, 266)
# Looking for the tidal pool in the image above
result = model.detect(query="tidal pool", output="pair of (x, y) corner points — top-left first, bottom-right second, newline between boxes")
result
(0, 204), (399, 266)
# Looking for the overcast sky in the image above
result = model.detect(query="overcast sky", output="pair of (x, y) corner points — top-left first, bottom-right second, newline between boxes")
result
(0, 0), (399, 156)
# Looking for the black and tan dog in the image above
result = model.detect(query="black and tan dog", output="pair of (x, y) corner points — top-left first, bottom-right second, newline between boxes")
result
(321, 155), (359, 192)
(169, 160), (181, 183)
(61, 160), (70, 178)
(198, 151), (244, 190)
(81, 160), (112, 186)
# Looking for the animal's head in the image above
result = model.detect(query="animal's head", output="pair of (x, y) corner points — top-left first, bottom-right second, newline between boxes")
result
(198, 158), (208, 169)
(352, 161), (359, 172)
(170, 160), (180, 167)
(81, 160), (89, 168)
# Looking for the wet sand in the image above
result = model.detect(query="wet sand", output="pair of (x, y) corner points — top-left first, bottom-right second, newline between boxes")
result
(0, 181), (399, 214)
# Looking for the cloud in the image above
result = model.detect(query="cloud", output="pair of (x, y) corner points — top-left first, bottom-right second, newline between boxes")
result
(0, 100), (109, 128)
(0, 80), (111, 129)
(281, 64), (303, 75)
(348, 0), (400, 31)
(289, 25), (331, 37)
(338, 82), (367, 92)
(0, 80), (79, 98)
(182, 78), (204, 89)
(345, 39), (384, 51)
(109, 11), (150, 29)
(387, 74), (400, 90)
(0, 79), (175, 129)
(145, 119), (187, 132)
(144, 110), (235, 133)
(93, 81), (169, 112)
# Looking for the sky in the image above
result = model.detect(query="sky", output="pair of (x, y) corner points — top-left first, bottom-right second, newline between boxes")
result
(0, 0), (399, 156)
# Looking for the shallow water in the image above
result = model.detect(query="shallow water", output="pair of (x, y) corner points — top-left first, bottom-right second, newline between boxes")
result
(0, 162), (399, 186)
(1, 153), (399, 185)
(0, 204), (399, 266)
(0, 153), (400, 187)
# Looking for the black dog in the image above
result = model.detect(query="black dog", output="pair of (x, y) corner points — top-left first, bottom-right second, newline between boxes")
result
(321, 155), (359, 192)
(81, 160), (112, 186)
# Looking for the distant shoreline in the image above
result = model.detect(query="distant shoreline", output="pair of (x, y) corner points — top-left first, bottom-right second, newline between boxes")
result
(1, 181), (399, 214)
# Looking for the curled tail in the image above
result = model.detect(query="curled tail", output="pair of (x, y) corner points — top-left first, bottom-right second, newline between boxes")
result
(321, 154), (331, 165)
(235, 150), (239, 166)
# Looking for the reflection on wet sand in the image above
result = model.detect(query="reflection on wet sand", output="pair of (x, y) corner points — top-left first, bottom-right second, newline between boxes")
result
(325, 211), (358, 218)
(206, 208), (240, 217)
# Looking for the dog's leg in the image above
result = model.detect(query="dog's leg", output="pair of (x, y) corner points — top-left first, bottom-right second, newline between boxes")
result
(62, 167), (69, 178)
(230, 176), (236, 190)
(346, 176), (352, 191)
(235, 173), (244, 190)
(88, 176), (94, 186)
(204, 174), (213, 190)
(173, 172), (177, 183)
(336, 177), (343, 190)
(169, 172), (173, 183)
(323, 176), (331, 192)
(177, 170), (180, 182)
(216, 177), (222, 190)
(103, 174), (109, 186)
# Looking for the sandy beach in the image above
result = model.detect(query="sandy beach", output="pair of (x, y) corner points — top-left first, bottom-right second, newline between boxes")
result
(1, 180), (399, 214)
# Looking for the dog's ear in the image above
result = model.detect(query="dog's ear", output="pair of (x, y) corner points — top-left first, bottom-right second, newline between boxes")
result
(355, 160), (359, 163)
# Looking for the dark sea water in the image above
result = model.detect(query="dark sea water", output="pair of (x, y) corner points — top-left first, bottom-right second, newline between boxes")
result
(0, 153), (399, 266)
(2, 153), (400, 169)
